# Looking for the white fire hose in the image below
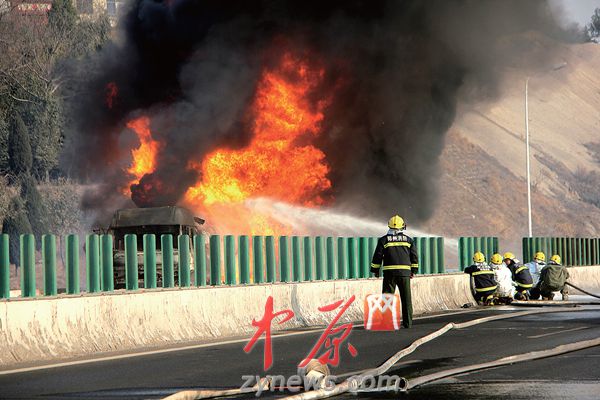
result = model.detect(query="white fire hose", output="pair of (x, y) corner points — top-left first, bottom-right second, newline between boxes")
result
(163, 306), (595, 400)
(280, 307), (593, 400)
(162, 377), (271, 400)
(370, 335), (600, 392)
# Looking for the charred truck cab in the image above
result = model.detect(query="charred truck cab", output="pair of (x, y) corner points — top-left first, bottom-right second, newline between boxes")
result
(108, 206), (205, 289)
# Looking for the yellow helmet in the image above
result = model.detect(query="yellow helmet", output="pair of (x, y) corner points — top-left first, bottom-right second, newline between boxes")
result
(534, 252), (545, 262)
(551, 254), (561, 264)
(473, 252), (486, 263)
(490, 253), (503, 264)
(503, 252), (515, 261)
(388, 215), (406, 230)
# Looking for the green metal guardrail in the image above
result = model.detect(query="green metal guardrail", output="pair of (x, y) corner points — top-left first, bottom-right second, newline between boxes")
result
(0, 234), (9, 299)
(7, 233), (600, 299)
(522, 237), (600, 266)
(0, 233), (446, 298)
(413, 237), (446, 274)
(458, 237), (499, 271)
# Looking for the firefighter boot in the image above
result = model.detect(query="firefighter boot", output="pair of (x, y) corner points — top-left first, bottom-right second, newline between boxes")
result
(515, 291), (528, 301)
(484, 297), (496, 306)
(542, 293), (555, 301)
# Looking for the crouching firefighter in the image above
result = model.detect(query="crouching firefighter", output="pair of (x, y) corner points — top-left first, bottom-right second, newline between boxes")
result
(504, 252), (533, 300)
(490, 253), (514, 304)
(370, 215), (419, 329)
(530, 255), (570, 301)
(464, 252), (497, 306)
(525, 251), (546, 285)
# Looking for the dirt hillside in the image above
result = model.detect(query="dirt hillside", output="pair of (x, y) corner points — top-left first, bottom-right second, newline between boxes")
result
(423, 38), (600, 255)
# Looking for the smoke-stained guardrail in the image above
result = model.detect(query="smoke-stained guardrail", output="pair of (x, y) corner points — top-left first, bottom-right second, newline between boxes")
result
(522, 237), (600, 266)
(0, 233), (445, 299)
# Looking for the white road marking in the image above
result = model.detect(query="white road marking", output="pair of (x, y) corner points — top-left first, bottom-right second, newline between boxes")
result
(527, 326), (590, 339)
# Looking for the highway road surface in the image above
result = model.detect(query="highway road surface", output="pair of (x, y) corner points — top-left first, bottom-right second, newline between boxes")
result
(1, 303), (599, 399)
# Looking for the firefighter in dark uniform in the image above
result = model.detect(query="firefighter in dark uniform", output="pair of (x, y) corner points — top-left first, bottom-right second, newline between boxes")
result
(503, 252), (533, 300)
(464, 252), (497, 306)
(370, 215), (419, 329)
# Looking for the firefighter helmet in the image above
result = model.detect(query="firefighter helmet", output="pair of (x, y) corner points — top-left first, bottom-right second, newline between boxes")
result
(490, 253), (503, 265)
(473, 252), (486, 263)
(503, 252), (516, 261)
(388, 215), (406, 230)
(534, 252), (546, 262)
(551, 254), (561, 264)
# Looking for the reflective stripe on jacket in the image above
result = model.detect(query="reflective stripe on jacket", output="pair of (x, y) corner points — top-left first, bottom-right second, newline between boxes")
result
(464, 263), (498, 292)
(507, 261), (533, 288)
(370, 232), (419, 277)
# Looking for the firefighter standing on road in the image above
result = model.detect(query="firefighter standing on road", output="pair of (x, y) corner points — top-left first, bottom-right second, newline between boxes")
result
(504, 252), (533, 300)
(464, 252), (498, 306)
(370, 215), (419, 329)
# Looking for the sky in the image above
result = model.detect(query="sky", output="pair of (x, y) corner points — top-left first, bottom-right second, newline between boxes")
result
(551, 0), (600, 26)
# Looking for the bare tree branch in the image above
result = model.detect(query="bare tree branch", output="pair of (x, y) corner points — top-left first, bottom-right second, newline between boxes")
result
(6, 92), (37, 103)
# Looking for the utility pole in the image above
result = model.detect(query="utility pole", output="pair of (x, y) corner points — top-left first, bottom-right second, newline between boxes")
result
(525, 77), (532, 238)
(524, 62), (566, 238)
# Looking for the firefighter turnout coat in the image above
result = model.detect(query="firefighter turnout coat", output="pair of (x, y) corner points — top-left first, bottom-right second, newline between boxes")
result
(491, 263), (514, 297)
(370, 232), (419, 277)
(506, 260), (534, 290)
(464, 263), (498, 294)
(539, 262), (569, 292)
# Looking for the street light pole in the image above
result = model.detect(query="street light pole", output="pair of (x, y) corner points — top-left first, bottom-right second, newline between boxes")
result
(523, 63), (566, 239)
(525, 77), (532, 238)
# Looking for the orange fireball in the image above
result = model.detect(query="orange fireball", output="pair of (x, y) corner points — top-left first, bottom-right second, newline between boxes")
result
(185, 52), (332, 224)
(124, 116), (162, 195)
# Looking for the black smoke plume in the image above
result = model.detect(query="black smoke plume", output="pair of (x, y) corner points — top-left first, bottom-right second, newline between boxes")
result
(66, 0), (573, 224)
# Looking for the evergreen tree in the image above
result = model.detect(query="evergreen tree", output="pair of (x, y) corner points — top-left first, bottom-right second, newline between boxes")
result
(8, 115), (32, 177)
(22, 98), (62, 180)
(586, 8), (600, 42)
(48, 0), (77, 33)
(0, 113), (8, 174)
(20, 174), (47, 243)
(1, 197), (33, 266)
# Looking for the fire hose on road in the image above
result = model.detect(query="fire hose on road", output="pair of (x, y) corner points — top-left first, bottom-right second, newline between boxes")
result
(510, 282), (600, 306)
(393, 336), (600, 392)
(281, 307), (595, 400)
(566, 282), (600, 300)
(163, 306), (597, 400)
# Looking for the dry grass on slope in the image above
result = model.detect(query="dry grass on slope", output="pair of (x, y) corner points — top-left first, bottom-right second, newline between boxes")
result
(422, 129), (600, 253)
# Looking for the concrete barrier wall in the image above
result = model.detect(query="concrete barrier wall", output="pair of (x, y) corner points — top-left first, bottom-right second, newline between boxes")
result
(565, 266), (600, 295)
(1, 267), (598, 368)
(0, 274), (474, 368)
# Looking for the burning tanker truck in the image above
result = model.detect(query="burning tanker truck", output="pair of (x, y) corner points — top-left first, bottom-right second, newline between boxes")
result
(107, 206), (205, 289)
(71, 1), (573, 250)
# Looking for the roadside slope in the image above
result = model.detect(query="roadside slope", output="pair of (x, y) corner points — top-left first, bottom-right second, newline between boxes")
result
(424, 39), (600, 252)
